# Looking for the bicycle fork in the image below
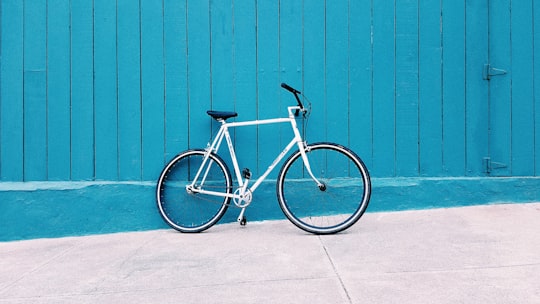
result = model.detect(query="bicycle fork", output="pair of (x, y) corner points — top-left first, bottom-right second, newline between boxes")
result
(297, 143), (326, 190)
(290, 117), (325, 190)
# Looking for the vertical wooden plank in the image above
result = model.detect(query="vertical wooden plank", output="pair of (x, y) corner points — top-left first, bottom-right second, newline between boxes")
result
(23, 72), (48, 180)
(0, 0), (24, 181)
(210, 0), (234, 111)
(186, 0), (211, 149)
(279, 0), (302, 94)
(510, 0), (535, 176)
(325, 0), (349, 145)
(117, 0), (142, 180)
(487, 0), (512, 176)
(256, 0), (280, 175)
(443, 0), (466, 175)
(325, 0), (350, 176)
(302, 0), (326, 143)
(349, 0), (373, 169)
(535, 0), (540, 176)
(23, 0), (48, 181)
(233, 0), (258, 175)
(71, 0), (95, 180)
(465, 0), (488, 176)
(209, 0), (236, 172)
(278, 0), (302, 177)
(163, 0), (188, 161)
(94, 0), (119, 180)
(372, 0), (395, 177)
(141, 0), (165, 180)
(418, 0), (443, 176)
(47, 0), (71, 181)
(395, 0), (419, 176)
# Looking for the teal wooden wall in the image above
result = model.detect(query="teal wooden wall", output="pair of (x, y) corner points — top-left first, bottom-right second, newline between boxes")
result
(1, 0), (540, 181)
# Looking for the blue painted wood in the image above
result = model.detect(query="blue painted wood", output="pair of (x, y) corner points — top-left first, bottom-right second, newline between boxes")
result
(279, 0), (302, 93)
(94, 0), (119, 180)
(23, 0), (47, 181)
(349, 0), (373, 170)
(279, 0), (303, 176)
(141, 0), (165, 181)
(395, 0), (419, 176)
(232, 0), (258, 175)
(510, 0), (534, 176)
(186, 0), (212, 150)
(117, 0), (142, 180)
(1, 0), (540, 182)
(210, 0), (234, 112)
(418, 0), (443, 176)
(47, 0), (71, 181)
(71, 0), (95, 180)
(325, 0), (349, 144)
(302, 0), (326, 145)
(209, 0), (236, 173)
(0, 0), (24, 181)
(443, 0), (466, 176)
(325, 1), (350, 176)
(535, 1), (540, 176)
(163, 0), (188, 162)
(371, 0), (396, 177)
(256, 0), (281, 177)
(488, 0), (512, 176)
(464, 0), (489, 176)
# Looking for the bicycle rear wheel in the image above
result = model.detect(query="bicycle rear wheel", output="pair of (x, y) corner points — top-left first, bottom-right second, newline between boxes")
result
(156, 149), (232, 233)
(277, 142), (371, 234)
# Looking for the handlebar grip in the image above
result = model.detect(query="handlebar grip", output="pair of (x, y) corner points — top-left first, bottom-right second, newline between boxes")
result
(281, 83), (304, 116)
(281, 83), (301, 94)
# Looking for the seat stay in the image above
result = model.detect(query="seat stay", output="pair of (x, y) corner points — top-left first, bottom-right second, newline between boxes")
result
(188, 126), (226, 188)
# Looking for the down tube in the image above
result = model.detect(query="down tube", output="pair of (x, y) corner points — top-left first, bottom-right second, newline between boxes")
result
(249, 138), (299, 192)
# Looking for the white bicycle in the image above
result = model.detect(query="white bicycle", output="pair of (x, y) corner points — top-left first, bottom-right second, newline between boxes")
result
(156, 83), (371, 234)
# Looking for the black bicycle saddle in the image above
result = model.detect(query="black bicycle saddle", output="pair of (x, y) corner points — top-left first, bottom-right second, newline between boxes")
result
(207, 110), (238, 121)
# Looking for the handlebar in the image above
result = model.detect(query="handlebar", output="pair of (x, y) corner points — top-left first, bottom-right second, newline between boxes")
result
(281, 83), (304, 116)
(281, 83), (301, 94)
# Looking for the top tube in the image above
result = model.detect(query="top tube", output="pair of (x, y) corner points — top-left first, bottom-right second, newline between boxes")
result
(222, 106), (302, 128)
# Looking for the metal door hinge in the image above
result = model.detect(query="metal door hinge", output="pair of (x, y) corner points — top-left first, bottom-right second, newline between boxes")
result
(483, 64), (507, 80)
(483, 157), (507, 174)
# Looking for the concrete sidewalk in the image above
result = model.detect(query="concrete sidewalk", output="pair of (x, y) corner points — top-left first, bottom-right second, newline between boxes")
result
(1, 203), (539, 304)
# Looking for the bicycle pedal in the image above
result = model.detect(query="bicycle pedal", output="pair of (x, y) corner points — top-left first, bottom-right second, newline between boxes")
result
(242, 168), (252, 179)
(239, 217), (247, 226)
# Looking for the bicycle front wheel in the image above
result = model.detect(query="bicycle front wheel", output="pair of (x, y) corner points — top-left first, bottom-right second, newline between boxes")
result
(277, 142), (371, 234)
(156, 149), (232, 233)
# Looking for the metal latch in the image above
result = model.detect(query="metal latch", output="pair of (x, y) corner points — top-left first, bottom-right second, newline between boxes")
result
(483, 157), (507, 174)
(483, 64), (507, 80)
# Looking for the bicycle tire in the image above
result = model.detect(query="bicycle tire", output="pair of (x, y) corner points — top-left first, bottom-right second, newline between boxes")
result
(277, 142), (371, 234)
(156, 149), (232, 233)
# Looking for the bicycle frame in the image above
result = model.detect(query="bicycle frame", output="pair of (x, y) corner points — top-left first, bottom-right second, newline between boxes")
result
(187, 106), (323, 221)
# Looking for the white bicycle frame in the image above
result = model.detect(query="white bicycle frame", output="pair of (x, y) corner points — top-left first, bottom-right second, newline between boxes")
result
(187, 105), (323, 222)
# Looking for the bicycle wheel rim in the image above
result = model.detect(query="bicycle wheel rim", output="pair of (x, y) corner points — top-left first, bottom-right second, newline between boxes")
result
(277, 143), (371, 234)
(157, 150), (232, 232)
